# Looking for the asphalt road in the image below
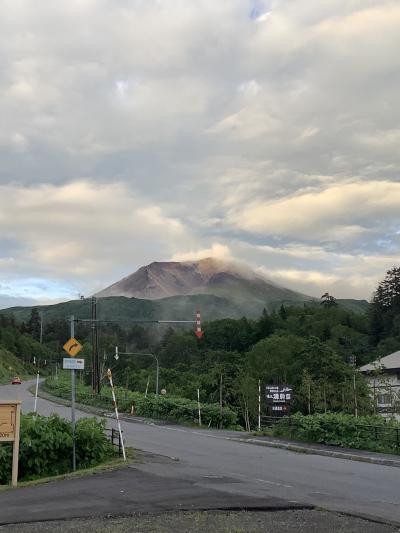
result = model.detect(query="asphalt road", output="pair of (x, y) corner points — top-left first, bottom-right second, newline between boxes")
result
(2, 380), (400, 526)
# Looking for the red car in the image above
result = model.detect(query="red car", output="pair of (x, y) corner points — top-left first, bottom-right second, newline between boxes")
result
(11, 376), (22, 385)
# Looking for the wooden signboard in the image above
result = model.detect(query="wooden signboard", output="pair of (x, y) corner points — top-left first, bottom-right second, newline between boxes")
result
(0, 401), (21, 486)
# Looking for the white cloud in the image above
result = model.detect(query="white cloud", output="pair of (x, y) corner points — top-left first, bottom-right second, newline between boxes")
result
(0, 1), (399, 301)
(0, 181), (189, 296)
(230, 180), (400, 241)
(171, 243), (233, 262)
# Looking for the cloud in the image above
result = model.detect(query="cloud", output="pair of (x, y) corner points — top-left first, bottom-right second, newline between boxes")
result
(0, 181), (189, 298)
(0, 1), (399, 301)
(230, 180), (400, 243)
(0, 295), (38, 310)
(171, 243), (233, 262)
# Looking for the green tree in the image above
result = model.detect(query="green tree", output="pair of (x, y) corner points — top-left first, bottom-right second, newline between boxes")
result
(246, 333), (306, 385)
(279, 304), (288, 320)
(26, 308), (41, 342)
(321, 293), (338, 308)
(370, 267), (400, 342)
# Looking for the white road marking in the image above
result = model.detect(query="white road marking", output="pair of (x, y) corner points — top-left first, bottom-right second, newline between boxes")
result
(256, 478), (292, 488)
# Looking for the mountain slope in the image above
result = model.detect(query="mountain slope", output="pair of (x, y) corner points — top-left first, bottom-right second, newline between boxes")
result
(0, 347), (27, 383)
(2, 294), (247, 324)
(95, 257), (314, 308)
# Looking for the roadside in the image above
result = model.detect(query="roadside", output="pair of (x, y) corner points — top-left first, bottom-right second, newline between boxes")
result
(236, 434), (400, 468)
(3, 380), (400, 528)
(0, 462), (311, 526)
(0, 509), (398, 533)
(0, 451), (133, 493)
(37, 384), (400, 468)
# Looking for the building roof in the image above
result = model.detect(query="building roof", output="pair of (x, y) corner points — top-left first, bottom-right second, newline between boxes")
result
(359, 351), (400, 372)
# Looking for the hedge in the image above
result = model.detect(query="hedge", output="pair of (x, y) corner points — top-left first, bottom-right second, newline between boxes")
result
(271, 412), (400, 454)
(44, 377), (238, 429)
(0, 413), (115, 484)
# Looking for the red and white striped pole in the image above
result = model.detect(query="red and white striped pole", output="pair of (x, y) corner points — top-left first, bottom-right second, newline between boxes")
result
(195, 310), (203, 338)
(107, 368), (126, 461)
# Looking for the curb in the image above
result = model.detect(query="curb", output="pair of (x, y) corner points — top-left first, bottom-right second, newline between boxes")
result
(227, 437), (400, 468)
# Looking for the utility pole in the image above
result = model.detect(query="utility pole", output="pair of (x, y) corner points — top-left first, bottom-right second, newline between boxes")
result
(219, 373), (223, 429)
(349, 355), (358, 417)
(258, 379), (261, 431)
(73, 310), (202, 395)
(91, 297), (100, 394)
(70, 315), (76, 471)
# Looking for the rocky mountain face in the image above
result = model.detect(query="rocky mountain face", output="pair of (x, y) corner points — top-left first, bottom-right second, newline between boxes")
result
(95, 257), (313, 309)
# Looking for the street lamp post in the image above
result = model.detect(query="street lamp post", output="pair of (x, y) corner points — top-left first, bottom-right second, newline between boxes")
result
(115, 348), (160, 396)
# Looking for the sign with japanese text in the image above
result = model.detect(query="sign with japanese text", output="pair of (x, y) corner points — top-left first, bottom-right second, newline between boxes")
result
(265, 385), (293, 415)
(0, 403), (18, 442)
(0, 401), (21, 486)
(63, 358), (85, 370)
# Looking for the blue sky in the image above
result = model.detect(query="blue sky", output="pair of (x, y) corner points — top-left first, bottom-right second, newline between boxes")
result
(0, 0), (400, 307)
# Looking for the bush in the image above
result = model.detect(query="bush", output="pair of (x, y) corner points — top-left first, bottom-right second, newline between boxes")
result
(272, 412), (400, 454)
(44, 376), (238, 428)
(0, 413), (115, 484)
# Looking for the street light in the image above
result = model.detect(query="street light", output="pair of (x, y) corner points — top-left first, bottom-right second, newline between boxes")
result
(115, 347), (160, 396)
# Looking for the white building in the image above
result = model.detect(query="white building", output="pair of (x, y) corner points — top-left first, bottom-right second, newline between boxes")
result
(359, 351), (400, 420)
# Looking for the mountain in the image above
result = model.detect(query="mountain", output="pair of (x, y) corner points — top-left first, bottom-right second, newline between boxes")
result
(95, 257), (314, 310)
(1, 258), (369, 325)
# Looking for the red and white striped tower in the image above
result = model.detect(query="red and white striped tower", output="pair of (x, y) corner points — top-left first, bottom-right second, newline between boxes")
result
(195, 310), (203, 338)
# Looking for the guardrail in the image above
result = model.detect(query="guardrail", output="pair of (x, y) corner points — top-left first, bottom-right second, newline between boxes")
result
(105, 427), (123, 457)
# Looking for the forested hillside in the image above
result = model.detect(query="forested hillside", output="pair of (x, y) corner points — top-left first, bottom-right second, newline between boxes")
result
(0, 313), (54, 382)
(3, 267), (400, 427)
(8, 299), (381, 424)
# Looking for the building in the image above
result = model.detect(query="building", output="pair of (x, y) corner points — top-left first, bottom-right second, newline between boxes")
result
(359, 351), (400, 420)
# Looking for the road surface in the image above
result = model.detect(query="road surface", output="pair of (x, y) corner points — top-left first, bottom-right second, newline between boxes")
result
(1, 380), (400, 525)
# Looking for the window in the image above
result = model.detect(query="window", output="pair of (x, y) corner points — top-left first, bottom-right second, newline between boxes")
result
(377, 393), (392, 406)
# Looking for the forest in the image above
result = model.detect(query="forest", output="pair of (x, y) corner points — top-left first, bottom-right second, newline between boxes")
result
(2, 267), (400, 426)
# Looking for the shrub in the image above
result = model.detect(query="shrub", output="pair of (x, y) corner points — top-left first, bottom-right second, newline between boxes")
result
(272, 412), (400, 454)
(44, 377), (238, 428)
(0, 413), (115, 484)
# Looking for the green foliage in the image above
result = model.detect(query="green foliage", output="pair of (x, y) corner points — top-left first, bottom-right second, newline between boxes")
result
(0, 313), (54, 378)
(320, 293), (338, 308)
(44, 376), (238, 429)
(370, 267), (400, 342)
(272, 412), (400, 454)
(0, 347), (27, 383)
(0, 413), (114, 484)
(25, 308), (41, 342)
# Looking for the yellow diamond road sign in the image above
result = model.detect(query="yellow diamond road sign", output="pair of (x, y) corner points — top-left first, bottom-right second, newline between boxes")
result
(63, 338), (82, 357)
